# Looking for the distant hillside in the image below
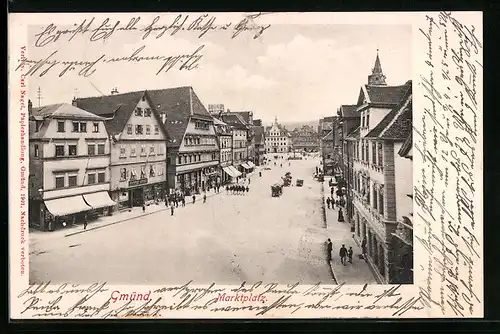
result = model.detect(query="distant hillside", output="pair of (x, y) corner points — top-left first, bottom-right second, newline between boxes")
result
(263, 120), (320, 132)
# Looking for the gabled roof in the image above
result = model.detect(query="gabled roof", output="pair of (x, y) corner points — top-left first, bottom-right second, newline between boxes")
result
(340, 105), (358, 118)
(356, 81), (410, 109)
(253, 119), (262, 126)
(221, 113), (247, 130)
(398, 133), (412, 157)
(229, 111), (253, 125)
(345, 126), (360, 140)
(75, 91), (145, 136)
(212, 117), (227, 126)
(32, 103), (105, 120)
(365, 81), (412, 140)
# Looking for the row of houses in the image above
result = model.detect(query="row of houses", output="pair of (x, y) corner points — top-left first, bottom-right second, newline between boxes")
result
(27, 86), (269, 230)
(325, 52), (414, 284)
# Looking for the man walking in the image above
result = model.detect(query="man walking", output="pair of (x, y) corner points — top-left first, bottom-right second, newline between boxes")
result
(327, 238), (333, 262)
(83, 215), (88, 230)
(348, 246), (354, 264)
(203, 193), (207, 203)
(192, 194), (196, 204)
(170, 203), (175, 216)
(326, 197), (331, 209)
(339, 244), (348, 265)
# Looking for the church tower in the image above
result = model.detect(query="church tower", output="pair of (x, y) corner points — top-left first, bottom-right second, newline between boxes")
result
(367, 50), (387, 86)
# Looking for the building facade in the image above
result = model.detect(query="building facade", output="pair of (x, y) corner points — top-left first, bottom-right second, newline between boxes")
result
(346, 54), (412, 283)
(253, 119), (266, 166)
(75, 90), (168, 210)
(213, 117), (236, 184)
(290, 125), (320, 152)
(265, 117), (291, 154)
(221, 113), (251, 174)
(147, 87), (219, 195)
(28, 102), (114, 230)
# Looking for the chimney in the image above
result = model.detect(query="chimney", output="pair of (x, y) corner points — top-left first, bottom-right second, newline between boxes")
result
(28, 99), (32, 115)
(111, 87), (119, 95)
(72, 97), (77, 107)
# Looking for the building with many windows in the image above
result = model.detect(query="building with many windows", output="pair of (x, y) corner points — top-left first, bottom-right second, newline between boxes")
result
(265, 117), (291, 154)
(221, 112), (252, 174)
(348, 66), (412, 284)
(253, 119), (266, 166)
(290, 125), (320, 152)
(75, 90), (168, 210)
(213, 117), (239, 184)
(28, 101), (114, 230)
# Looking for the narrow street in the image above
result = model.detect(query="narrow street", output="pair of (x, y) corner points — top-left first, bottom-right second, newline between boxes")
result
(30, 154), (335, 285)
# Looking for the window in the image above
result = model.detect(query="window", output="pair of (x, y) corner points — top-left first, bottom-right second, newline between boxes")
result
(35, 120), (43, 132)
(135, 125), (143, 135)
(144, 108), (152, 117)
(135, 107), (143, 116)
(379, 191), (384, 215)
(130, 146), (136, 157)
(361, 141), (365, 161)
(188, 155), (192, 163)
(57, 121), (65, 132)
(130, 169), (137, 180)
(141, 145), (146, 156)
(119, 145), (126, 157)
(178, 156), (182, 164)
(93, 122), (99, 133)
(98, 144), (105, 155)
(146, 125), (151, 135)
(361, 115), (365, 128)
(140, 166), (146, 179)
(55, 176), (65, 189)
(73, 122), (79, 132)
(365, 143), (369, 163)
(34, 144), (39, 158)
(149, 145), (155, 155)
(183, 156), (187, 164)
(120, 168), (127, 181)
(87, 173), (96, 184)
(80, 122), (87, 132)
(154, 125), (159, 135)
(149, 165), (155, 177)
(87, 144), (95, 156)
(68, 175), (77, 187)
(69, 145), (77, 156)
(98, 172), (105, 183)
(366, 113), (370, 128)
(373, 187), (378, 210)
(55, 145), (65, 157)
(372, 142), (377, 165)
(378, 143), (383, 166)
(127, 124), (133, 134)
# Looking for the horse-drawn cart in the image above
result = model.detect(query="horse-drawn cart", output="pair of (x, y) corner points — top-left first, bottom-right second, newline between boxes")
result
(271, 184), (283, 197)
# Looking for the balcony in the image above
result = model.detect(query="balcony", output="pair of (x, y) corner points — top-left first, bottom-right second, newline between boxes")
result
(392, 217), (413, 246)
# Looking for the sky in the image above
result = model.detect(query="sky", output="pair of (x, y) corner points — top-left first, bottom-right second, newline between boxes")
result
(24, 16), (412, 124)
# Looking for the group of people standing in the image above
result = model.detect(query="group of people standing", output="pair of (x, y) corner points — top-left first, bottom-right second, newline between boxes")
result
(226, 184), (249, 195)
(327, 239), (354, 266)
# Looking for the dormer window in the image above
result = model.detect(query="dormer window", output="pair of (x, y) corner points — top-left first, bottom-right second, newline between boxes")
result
(135, 108), (143, 116)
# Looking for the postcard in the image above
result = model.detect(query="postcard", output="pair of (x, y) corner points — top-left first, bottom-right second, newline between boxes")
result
(8, 11), (483, 319)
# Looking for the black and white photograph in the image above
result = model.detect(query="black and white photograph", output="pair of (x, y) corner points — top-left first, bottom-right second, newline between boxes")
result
(24, 19), (414, 286)
(9, 11), (483, 319)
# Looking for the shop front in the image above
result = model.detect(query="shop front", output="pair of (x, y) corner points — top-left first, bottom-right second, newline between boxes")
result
(123, 178), (167, 207)
(43, 194), (93, 231)
(204, 166), (219, 190)
(83, 191), (117, 218)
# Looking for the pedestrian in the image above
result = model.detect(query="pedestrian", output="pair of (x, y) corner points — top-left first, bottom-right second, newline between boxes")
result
(182, 196), (185, 207)
(142, 204), (146, 213)
(170, 203), (175, 216)
(165, 198), (169, 208)
(327, 238), (333, 262)
(192, 194), (196, 204)
(289, 162), (290, 166)
(338, 208), (345, 222)
(348, 247), (353, 264)
(280, 164), (282, 168)
(248, 178), (251, 185)
(259, 171), (262, 177)
(203, 193), (207, 203)
(83, 215), (88, 230)
(361, 237), (367, 256)
(246, 186), (249, 193)
(339, 244), (348, 265)
(326, 197), (331, 209)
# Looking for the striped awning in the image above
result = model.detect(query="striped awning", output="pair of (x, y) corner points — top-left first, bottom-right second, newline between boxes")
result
(45, 195), (91, 217)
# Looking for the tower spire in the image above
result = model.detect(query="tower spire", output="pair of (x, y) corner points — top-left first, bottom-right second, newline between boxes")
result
(368, 49), (387, 86)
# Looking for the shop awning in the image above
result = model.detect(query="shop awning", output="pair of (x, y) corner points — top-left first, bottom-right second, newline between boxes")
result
(223, 166), (236, 178)
(44, 195), (91, 217)
(229, 166), (242, 177)
(247, 161), (255, 168)
(83, 191), (116, 209)
(241, 163), (251, 170)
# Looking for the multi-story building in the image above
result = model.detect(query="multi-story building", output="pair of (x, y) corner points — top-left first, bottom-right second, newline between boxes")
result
(146, 87), (219, 194)
(213, 117), (240, 184)
(253, 119), (266, 166)
(75, 90), (168, 209)
(391, 133), (413, 284)
(28, 101), (114, 230)
(348, 52), (412, 284)
(265, 117), (291, 154)
(221, 112), (251, 174)
(318, 116), (335, 152)
(290, 125), (320, 152)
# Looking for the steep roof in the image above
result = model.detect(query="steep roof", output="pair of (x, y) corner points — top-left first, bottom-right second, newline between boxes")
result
(365, 81), (412, 140)
(32, 103), (105, 120)
(229, 111), (253, 125)
(345, 126), (360, 140)
(398, 133), (412, 157)
(147, 86), (212, 146)
(75, 91), (145, 136)
(364, 83), (409, 106)
(221, 113), (247, 130)
(340, 105), (358, 118)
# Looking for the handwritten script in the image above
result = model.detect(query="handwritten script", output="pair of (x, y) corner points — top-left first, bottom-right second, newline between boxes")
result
(415, 11), (482, 317)
(15, 13), (272, 78)
(16, 281), (424, 318)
